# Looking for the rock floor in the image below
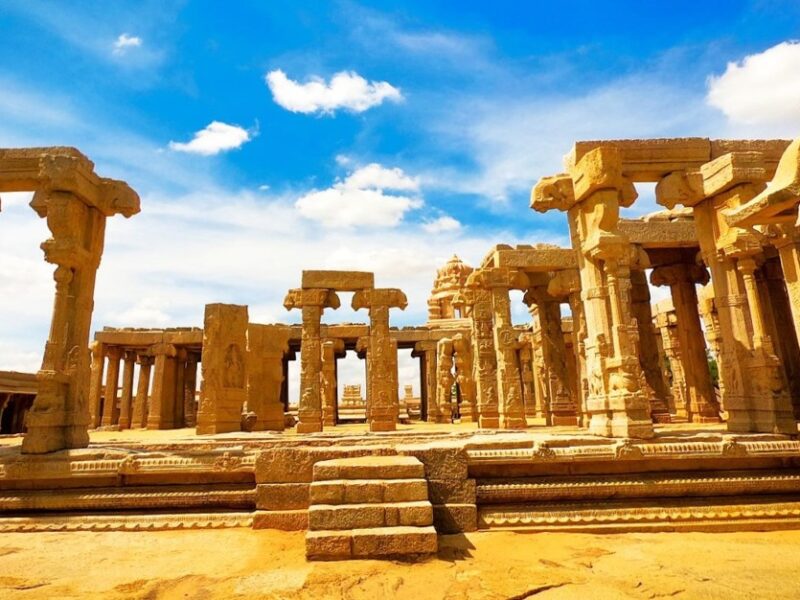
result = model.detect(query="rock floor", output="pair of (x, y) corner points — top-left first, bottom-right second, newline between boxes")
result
(0, 528), (798, 599)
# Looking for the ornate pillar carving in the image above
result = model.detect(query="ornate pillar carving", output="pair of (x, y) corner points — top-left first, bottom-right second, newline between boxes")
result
(320, 339), (344, 427)
(517, 333), (536, 418)
(435, 338), (455, 424)
(131, 354), (152, 428)
(352, 288), (407, 432)
(88, 341), (105, 428)
(654, 301), (689, 419)
(412, 341), (438, 422)
(197, 304), (249, 434)
(247, 324), (289, 431)
(148, 342), (178, 430)
(452, 333), (476, 422)
(284, 289), (340, 433)
(183, 352), (199, 428)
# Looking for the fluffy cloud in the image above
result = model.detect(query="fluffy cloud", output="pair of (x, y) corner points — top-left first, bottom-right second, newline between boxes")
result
(422, 216), (461, 233)
(707, 41), (800, 129)
(295, 163), (422, 227)
(112, 33), (142, 55)
(168, 121), (252, 156)
(266, 69), (403, 115)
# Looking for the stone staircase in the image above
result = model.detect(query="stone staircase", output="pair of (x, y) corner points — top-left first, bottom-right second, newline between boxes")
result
(305, 455), (438, 560)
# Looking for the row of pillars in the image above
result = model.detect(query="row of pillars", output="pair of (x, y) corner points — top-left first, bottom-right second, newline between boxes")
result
(88, 342), (199, 430)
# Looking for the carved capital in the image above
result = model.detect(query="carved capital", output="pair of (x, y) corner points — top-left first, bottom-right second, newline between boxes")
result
(351, 287), (408, 311)
(650, 263), (710, 287)
(283, 288), (340, 311)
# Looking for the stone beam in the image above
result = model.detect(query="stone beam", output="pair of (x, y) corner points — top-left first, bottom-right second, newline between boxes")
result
(301, 270), (374, 291)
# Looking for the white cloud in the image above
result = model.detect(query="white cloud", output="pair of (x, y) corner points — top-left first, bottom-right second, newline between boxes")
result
(112, 33), (142, 55)
(422, 216), (461, 233)
(265, 69), (403, 115)
(707, 41), (800, 129)
(168, 121), (252, 156)
(295, 163), (422, 228)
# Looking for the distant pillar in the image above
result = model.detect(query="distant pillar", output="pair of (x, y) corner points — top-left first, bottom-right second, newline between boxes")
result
(148, 343), (178, 430)
(101, 347), (122, 427)
(117, 351), (136, 429)
(131, 354), (152, 428)
(88, 341), (105, 428)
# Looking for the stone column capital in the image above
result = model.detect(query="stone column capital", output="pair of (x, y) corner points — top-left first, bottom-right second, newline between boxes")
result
(283, 288), (340, 311)
(351, 288), (408, 311)
(650, 263), (710, 287)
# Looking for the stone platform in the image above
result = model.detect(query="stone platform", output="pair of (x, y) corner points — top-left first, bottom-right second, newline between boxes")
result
(0, 423), (798, 537)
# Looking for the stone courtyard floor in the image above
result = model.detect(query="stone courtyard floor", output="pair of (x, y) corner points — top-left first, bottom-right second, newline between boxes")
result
(0, 527), (798, 599)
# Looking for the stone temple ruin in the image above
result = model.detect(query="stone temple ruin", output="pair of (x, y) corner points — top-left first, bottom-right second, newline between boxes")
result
(1, 138), (800, 560)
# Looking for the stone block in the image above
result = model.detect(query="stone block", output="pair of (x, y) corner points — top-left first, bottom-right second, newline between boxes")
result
(427, 479), (476, 505)
(382, 479), (429, 503)
(302, 270), (374, 291)
(255, 483), (309, 510)
(343, 481), (384, 504)
(432, 504), (478, 533)
(308, 504), (385, 530)
(384, 502), (433, 527)
(255, 447), (390, 483)
(351, 526), (438, 557)
(313, 456), (424, 481)
(399, 445), (468, 479)
(306, 530), (352, 560)
(309, 481), (346, 505)
(252, 509), (307, 531)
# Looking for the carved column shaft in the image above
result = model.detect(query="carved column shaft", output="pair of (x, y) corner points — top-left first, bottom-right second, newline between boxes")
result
(101, 347), (122, 427)
(117, 351), (136, 429)
(88, 341), (105, 428)
(131, 355), (152, 428)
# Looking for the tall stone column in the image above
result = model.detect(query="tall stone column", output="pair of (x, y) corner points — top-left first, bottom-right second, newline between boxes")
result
(517, 334), (536, 418)
(173, 348), (187, 427)
(435, 338), (455, 423)
(88, 341), (105, 428)
(183, 353), (199, 428)
(453, 287), (499, 428)
(148, 342), (178, 430)
(452, 333), (477, 422)
(197, 303), (249, 434)
(525, 286), (578, 426)
(352, 288), (407, 432)
(630, 269), (672, 422)
(698, 286), (726, 409)
(529, 317), (550, 421)
(131, 354), (152, 428)
(651, 264), (720, 422)
(117, 351), (136, 429)
(284, 289), (340, 433)
(654, 307), (689, 419)
(532, 146), (654, 438)
(101, 347), (122, 427)
(774, 229), (800, 357)
(246, 325), (289, 431)
(412, 341), (437, 422)
(320, 339), (344, 426)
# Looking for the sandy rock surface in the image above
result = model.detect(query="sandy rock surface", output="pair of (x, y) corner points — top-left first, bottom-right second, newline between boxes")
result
(1, 528), (798, 599)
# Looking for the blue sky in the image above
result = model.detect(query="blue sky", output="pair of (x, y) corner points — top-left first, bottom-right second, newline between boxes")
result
(1, 1), (800, 387)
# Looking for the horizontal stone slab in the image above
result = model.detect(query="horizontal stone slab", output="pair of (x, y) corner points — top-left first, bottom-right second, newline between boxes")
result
(313, 456), (424, 481)
(310, 478), (428, 505)
(306, 525), (438, 560)
(252, 509), (307, 531)
(309, 501), (432, 530)
(302, 270), (374, 291)
(255, 447), (394, 483)
(255, 483), (309, 510)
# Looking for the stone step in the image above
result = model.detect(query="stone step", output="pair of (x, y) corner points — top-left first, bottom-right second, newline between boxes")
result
(310, 478), (429, 505)
(313, 456), (425, 481)
(308, 500), (433, 530)
(306, 525), (438, 560)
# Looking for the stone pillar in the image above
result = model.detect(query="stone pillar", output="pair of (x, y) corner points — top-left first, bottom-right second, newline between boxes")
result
(452, 333), (477, 422)
(197, 304), (249, 434)
(774, 230), (800, 358)
(246, 324), (289, 431)
(532, 147), (654, 438)
(14, 150), (140, 454)
(117, 351), (136, 429)
(88, 341), (105, 429)
(453, 287), (499, 428)
(412, 341), (437, 422)
(651, 264), (720, 422)
(352, 288), (408, 432)
(284, 289), (340, 433)
(529, 318), (550, 421)
(320, 339), (344, 427)
(654, 302), (689, 419)
(698, 286), (726, 410)
(183, 353), (199, 428)
(173, 348), (187, 427)
(101, 347), (122, 427)
(517, 334), (536, 418)
(148, 343), (178, 430)
(525, 286), (578, 426)
(131, 354), (152, 428)
(435, 338), (455, 423)
(630, 269), (672, 423)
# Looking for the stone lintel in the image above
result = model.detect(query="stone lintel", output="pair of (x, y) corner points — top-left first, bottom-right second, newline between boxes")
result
(618, 218), (698, 249)
(700, 151), (768, 198)
(301, 270), (374, 291)
(482, 245), (576, 271)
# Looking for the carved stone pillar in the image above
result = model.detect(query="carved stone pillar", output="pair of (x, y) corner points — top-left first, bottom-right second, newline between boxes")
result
(630, 269), (672, 422)
(284, 289), (340, 433)
(197, 303), (249, 434)
(7, 148), (141, 454)
(529, 315), (550, 421)
(532, 146), (654, 438)
(352, 288), (407, 432)
(435, 338), (455, 424)
(452, 333), (476, 422)
(88, 341), (105, 428)
(183, 353), (199, 428)
(774, 229), (800, 358)
(651, 264), (720, 422)
(247, 324), (289, 431)
(173, 348), (187, 427)
(117, 351), (136, 429)
(517, 334), (536, 418)
(131, 354), (152, 428)
(101, 347), (122, 427)
(148, 342), (178, 430)
(654, 303), (689, 419)
(453, 286), (499, 428)
(698, 286), (726, 410)
(412, 341), (437, 422)
(524, 286), (578, 426)
(320, 339), (344, 427)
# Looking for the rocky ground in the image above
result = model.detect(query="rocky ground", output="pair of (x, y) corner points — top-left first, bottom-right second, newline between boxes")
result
(0, 527), (798, 599)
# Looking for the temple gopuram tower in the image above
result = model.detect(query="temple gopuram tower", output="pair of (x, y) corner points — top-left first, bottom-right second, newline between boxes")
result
(428, 255), (474, 321)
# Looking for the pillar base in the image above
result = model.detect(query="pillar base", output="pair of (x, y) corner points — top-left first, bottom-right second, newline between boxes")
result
(502, 416), (527, 429)
(478, 415), (500, 429)
(651, 413), (672, 424)
(692, 415), (721, 424)
(610, 416), (655, 439)
(369, 420), (396, 432)
(296, 421), (323, 434)
(552, 415), (579, 426)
